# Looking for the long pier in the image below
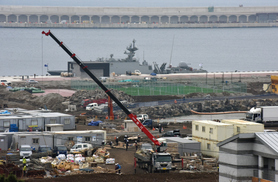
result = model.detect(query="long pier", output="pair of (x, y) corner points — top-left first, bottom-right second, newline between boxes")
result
(1, 6), (278, 28)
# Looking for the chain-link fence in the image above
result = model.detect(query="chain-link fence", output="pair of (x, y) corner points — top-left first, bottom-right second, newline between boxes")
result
(71, 76), (247, 96)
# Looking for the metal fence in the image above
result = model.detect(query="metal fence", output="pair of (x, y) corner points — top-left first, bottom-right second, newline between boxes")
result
(71, 77), (247, 96)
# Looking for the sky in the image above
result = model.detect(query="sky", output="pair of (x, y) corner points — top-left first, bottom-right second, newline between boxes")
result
(1, 0), (278, 7)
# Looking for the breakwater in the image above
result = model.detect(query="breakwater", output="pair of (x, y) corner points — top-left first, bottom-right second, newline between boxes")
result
(1, 22), (278, 29)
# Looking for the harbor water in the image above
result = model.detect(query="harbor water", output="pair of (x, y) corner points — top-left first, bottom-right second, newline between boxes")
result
(0, 27), (278, 76)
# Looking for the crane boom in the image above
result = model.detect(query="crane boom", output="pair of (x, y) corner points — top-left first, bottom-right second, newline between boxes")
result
(42, 30), (160, 146)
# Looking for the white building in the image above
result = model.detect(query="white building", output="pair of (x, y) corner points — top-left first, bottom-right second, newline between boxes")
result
(217, 132), (278, 182)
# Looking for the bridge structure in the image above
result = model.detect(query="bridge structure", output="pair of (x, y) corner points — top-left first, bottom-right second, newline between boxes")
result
(1, 5), (278, 28)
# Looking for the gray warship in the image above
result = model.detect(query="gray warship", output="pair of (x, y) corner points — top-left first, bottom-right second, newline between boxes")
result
(94, 39), (153, 75)
(153, 62), (207, 74)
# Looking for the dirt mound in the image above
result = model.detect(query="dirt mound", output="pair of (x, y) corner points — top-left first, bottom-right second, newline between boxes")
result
(69, 89), (135, 107)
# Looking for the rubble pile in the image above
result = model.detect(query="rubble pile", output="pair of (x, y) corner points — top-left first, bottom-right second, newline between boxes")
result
(33, 147), (114, 178)
(69, 89), (135, 107)
(180, 154), (218, 171)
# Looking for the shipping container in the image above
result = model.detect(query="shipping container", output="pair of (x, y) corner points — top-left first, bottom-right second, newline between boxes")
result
(162, 137), (201, 156)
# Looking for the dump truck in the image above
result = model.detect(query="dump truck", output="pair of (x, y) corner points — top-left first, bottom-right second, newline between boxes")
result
(134, 143), (172, 173)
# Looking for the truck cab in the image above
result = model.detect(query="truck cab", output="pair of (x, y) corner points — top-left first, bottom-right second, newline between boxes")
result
(246, 107), (262, 122)
(152, 152), (172, 172)
(137, 114), (149, 121)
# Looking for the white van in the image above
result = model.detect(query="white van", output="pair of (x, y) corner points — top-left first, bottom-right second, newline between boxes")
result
(20, 145), (32, 159)
(70, 143), (93, 153)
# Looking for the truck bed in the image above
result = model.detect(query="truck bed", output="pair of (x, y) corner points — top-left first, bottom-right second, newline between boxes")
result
(134, 152), (151, 162)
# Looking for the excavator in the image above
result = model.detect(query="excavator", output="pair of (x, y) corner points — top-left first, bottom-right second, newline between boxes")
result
(42, 30), (172, 173)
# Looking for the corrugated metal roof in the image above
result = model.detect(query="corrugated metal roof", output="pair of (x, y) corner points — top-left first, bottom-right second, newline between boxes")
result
(256, 132), (278, 154)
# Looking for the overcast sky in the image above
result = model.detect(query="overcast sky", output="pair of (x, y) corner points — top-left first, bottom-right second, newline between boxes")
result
(1, 0), (278, 7)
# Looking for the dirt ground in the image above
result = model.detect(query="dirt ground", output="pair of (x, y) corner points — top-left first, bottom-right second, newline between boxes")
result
(0, 74), (270, 182)
(25, 146), (218, 182)
(26, 172), (219, 182)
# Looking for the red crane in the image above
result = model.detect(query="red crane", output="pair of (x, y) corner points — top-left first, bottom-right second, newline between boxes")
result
(42, 30), (160, 146)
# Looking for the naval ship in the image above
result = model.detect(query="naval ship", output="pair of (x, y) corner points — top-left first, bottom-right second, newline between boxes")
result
(153, 62), (207, 74)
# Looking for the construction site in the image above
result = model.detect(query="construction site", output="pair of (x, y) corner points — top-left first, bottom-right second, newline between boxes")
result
(0, 31), (278, 182)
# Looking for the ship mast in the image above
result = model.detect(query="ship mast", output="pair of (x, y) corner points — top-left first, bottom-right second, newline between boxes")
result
(169, 35), (175, 68)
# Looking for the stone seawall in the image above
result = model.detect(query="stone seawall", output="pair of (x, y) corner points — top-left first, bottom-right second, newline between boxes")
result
(1, 22), (278, 29)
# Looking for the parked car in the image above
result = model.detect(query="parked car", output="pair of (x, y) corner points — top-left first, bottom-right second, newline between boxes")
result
(26, 79), (38, 84)
(53, 145), (67, 156)
(162, 129), (181, 137)
(38, 145), (52, 153)
(173, 129), (181, 137)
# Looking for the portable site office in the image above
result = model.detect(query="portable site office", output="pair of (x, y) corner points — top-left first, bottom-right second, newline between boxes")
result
(52, 130), (106, 147)
(0, 115), (43, 132)
(12, 132), (53, 151)
(24, 110), (75, 130)
(9, 130), (106, 151)
(0, 108), (75, 131)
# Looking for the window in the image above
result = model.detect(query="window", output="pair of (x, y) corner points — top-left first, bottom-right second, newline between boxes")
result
(31, 120), (38, 126)
(3, 121), (10, 127)
(209, 128), (213, 134)
(33, 138), (39, 144)
(237, 127), (240, 133)
(207, 143), (211, 150)
(64, 119), (70, 125)
(202, 126), (206, 132)
(85, 137), (90, 142)
(195, 125), (199, 131)
(68, 137), (73, 141)
(50, 119), (56, 124)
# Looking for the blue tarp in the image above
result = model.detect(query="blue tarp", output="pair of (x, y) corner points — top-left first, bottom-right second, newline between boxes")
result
(88, 120), (103, 126)
(0, 110), (11, 114)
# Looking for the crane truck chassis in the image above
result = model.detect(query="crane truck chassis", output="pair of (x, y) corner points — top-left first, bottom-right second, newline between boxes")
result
(42, 30), (173, 172)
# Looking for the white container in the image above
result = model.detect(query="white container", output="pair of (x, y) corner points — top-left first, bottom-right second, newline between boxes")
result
(192, 120), (234, 142)
(221, 119), (264, 134)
